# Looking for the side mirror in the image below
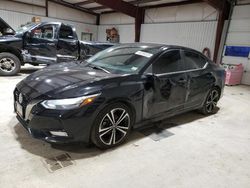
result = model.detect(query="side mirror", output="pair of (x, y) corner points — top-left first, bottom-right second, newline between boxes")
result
(67, 35), (74, 39)
(144, 73), (156, 90)
(24, 31), (32, 41)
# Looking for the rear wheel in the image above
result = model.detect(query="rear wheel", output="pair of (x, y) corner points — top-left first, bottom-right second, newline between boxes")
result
(200, 88), (220, 115)
(91, 103), (133, 149)
(0, 52), (21, 76)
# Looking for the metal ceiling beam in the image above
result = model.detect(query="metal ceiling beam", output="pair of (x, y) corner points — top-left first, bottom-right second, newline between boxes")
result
(96, 14), (100, 25)
(92, 0), (144, 42)
(46, 0), (48, 17)
(48, 0), (98, 16)
(89, 6), (107, 11)
(143, 0), (203, 9)
(135, 9), (145, 42)
(202, 0), (223, 10)
(130, 0), (162, 5)
(101, 10), (116, 14)
(74, 0), (94, 6)
(213, 0), (231, 62)
(92, 0), (143, 18)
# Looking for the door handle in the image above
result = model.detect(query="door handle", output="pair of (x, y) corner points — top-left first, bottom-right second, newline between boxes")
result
(47, 43), (55, 46)
(178, 78), (187, 83)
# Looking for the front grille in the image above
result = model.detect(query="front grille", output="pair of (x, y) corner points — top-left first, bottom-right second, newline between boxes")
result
(14, 88), (30, 111)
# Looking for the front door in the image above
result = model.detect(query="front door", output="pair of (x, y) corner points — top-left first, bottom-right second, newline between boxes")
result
(143, 49), (188, 119)
(24, 23), (58, 64)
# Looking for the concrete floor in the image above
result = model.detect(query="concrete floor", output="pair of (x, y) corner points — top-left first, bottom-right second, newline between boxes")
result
(0, 65), (250, 188)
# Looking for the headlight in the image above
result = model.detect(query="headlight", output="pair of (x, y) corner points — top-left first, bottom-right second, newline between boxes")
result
(41, 93), (100, 110)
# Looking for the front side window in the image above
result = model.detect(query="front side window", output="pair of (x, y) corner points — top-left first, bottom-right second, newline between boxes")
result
(32, 25), (54, 40)
(183, 51), (207, 70)
(152, 50), (182, 74)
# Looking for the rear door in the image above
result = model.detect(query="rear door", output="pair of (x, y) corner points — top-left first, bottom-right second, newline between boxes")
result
(57, 24), (79, 62)
(143, 49), (188, 119)
(182, 50), (212, 108)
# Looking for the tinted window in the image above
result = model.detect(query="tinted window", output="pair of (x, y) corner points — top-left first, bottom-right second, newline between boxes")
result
(153, 50), (182, 74)
(183, 51), (207, 70)
(32, 25), (54, 39)
(59, 25), (74, 39)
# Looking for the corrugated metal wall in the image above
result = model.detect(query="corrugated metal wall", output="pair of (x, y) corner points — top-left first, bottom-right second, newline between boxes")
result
(222, 4), (250, 85)
(140, 21), (217, 57)
(0, 0), (45, 16)
(98, 3), (218, 56)
(0, 9), (98, 41)
(0, 0), (98, 41)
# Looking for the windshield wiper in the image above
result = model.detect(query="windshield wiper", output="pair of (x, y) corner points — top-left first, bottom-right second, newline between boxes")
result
(87, 64), (110, 74)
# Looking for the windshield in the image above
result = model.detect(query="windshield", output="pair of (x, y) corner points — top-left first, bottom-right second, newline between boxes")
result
(86, 46), (160, 74)
(15, 23), (37, 35)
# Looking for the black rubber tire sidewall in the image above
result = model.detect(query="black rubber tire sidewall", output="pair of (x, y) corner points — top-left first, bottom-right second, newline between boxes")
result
(0, 52), (21, 76)
(91, 103), (133, 149)
(200, 87), (219, 115)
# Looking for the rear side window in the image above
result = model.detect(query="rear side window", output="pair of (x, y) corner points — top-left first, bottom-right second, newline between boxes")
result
(183, 51), (207, 70)
(59, 25), (74, 39)
(153, 50), (182, 74)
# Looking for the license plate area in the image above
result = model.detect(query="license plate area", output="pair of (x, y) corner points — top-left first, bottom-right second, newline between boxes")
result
(16, 102), (24, 118)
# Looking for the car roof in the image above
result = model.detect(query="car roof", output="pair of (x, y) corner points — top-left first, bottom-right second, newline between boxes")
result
(112, 43), (202, 54)
(80, 40), (115, 46)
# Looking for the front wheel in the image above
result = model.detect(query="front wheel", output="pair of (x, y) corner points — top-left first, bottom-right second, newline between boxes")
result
(91, 103), (133, 149)
(0, 52), (21, 76)
(200, 88), (220, 115)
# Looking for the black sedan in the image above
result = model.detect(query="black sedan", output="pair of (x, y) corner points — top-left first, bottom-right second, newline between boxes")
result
(14, 43), (225, 149)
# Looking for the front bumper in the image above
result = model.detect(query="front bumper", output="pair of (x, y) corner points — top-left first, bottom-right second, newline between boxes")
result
(16, 115), (76, 143)
(14, 101), (98, 144)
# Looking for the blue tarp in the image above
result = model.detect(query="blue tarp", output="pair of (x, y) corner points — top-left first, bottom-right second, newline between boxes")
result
(225, 46), (250, 58)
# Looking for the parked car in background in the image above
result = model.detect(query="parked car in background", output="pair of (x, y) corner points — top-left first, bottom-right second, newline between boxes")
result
(14, 43), (225, 149)
(0, 18), (114, 76)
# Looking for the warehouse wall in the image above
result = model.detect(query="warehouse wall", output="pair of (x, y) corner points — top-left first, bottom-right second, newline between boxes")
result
(144, 2), (217, 23)
(98, 3), (218, 56)
(141, 21), (217, 57)
(47, 2), (96, 24)
(98, 13), (135, 43)
(0, 0), (98, 40)
(222, 4), (250, 85)
(0, 0), (45, 16)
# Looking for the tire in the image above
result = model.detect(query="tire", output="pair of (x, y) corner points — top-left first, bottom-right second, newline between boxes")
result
(91, 103), (133, 149)
(0, 52), (21, 76)
(200, 87), (220, 115)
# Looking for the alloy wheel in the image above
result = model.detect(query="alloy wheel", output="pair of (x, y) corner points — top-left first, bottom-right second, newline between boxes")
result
(98, 108), (130, 146)
(0, 58), (16, 73)
(206, 90), (219, 113)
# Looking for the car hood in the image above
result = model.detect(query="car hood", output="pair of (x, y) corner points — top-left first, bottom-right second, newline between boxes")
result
(17, 62), (120, 98)
(0, 17), (15, 35)
(0, 35), (22, 42)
